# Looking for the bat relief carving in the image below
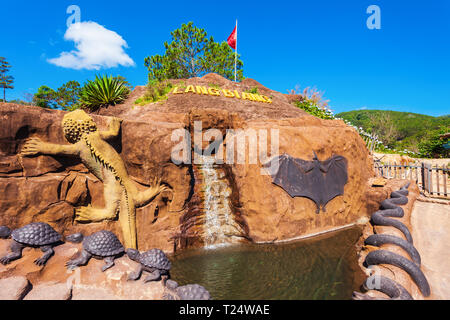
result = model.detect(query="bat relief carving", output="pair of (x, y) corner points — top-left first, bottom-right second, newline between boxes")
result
(264, 152), (348, 213)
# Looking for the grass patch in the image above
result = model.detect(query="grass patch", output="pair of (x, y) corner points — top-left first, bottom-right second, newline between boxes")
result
(245, 87), (259, 94)
(208, 83), (221, 89)
(135, 80), (173, 105)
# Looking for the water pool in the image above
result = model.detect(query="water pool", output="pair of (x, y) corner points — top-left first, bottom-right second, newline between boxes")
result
(170, 226), (364, 300)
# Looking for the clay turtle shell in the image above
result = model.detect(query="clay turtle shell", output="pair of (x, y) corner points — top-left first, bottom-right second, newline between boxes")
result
(139, 249), (171, 271)
(83, 230), (124, 257)
(163, 280), (211, 300)
(11, 222), (61, 246)
(177, 284), (211, 300)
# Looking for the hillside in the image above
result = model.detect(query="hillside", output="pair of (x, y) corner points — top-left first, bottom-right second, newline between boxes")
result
(336, 110), (450, 155)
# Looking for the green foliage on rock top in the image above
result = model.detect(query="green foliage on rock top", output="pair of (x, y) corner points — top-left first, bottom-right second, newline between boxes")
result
(134, 80), (173, 105)
(78, 75), (130, 111)
(290, 86), (334, 120)
(144, 22), (243, 82)
(245, 87), (259, 94)
(336, 110), (450, 158)
(294, 99), (335, 120)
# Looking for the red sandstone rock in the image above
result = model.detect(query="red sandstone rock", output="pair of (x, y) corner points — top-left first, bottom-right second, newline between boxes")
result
(71, 287), (121, 300)
(23, 282), (72, 300)
(0, 73), (375, 253)
(0, 276), (31, 300)
(0, 240), (165, 300)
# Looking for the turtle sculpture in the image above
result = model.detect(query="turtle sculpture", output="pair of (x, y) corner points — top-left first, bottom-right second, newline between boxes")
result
(65, 230), (124, 272)
(162, 280), (211, 300)
(0, 222), (62, 266)
(127, 248), (171, 282)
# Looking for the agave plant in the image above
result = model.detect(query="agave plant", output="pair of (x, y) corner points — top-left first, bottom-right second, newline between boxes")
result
(79, 75), (130, 111)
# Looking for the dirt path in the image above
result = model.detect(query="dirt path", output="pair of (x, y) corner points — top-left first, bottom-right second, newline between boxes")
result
(411, 200), (450, 299)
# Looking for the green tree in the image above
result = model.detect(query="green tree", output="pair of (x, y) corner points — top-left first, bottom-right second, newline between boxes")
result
(33, 81), (82, 110)
(54, 80), (81, 110)
(0, 57), (14, 101)
(33, 86), (58, 109)
(144, 22), (243, 82)
(368, 112), (401, 148)
(418, 126), (449, 158)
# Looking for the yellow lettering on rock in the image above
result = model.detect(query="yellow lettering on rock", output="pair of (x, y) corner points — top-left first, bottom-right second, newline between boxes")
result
(253, 94), (267, 103)
(208, 88), (220, 96)
(185, 85), (196, 93)
(172, 87), (183, 94)
(171, 84), (269, 104)
(196, 86), (209, 95)
(222, 89), (234, 98)
(261, 95), (272, 103)
(241, 92), (254, 101)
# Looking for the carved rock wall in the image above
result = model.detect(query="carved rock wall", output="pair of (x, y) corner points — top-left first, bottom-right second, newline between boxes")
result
(0, 103), (189, 252)
(0, 74), (375, 253)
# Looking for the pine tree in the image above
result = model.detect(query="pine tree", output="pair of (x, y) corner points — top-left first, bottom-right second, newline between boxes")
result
(0, 57), (14, 102)
(144, 22), (244, 82)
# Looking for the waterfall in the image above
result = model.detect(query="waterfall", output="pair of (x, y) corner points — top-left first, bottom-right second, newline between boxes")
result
(197, 155), (245, 248)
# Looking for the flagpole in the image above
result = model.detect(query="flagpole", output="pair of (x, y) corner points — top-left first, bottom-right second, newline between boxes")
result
(234, 19), (237, 82)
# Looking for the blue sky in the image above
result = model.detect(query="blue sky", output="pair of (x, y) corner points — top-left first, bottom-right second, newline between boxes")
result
(1, 0), (449, 116)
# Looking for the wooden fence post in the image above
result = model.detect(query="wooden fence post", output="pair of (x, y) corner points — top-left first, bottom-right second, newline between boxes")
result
(443, 165), (448, 197)
(394, 162), (397, 179)
(428, 164), (433, 195)
(385, 163), (388, 178)
(421, 162), (426, 194)
(436, 166), (440, 196)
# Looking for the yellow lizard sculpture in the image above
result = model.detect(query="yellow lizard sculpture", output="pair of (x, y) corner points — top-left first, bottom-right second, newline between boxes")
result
(20, 109), (168, 249)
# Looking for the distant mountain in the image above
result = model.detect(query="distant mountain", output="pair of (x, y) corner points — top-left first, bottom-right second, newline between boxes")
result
(335, 110), (450, 153)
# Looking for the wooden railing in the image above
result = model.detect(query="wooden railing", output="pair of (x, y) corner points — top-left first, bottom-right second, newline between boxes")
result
(362, 133), (378, 155)
(374, 162), (449, 198)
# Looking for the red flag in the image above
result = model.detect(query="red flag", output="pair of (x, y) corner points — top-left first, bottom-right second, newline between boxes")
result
(227, 25), (237, 50)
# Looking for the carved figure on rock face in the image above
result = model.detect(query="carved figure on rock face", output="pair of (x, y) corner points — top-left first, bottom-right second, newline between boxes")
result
(20, 109), (168, 249)
(264, 152), (348, 213)
(0, 223), (62, 266)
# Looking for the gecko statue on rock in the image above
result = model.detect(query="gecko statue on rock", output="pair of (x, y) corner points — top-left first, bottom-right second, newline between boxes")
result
(20, 109), (168, 250)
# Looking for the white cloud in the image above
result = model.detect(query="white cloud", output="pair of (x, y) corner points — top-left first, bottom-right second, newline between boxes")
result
(48, 21), (135, 70)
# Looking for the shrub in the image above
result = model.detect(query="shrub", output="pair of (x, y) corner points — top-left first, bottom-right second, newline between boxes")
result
(418, 127), (449, 158)
(290, 85), (334, 120)
(294, 99), (335, 120)
(134, 80), (173, 105)
(79, 75), (130, 111)
(208, 83), (220, 89)
(245, 87), (258, 94)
